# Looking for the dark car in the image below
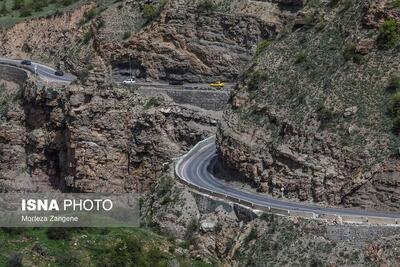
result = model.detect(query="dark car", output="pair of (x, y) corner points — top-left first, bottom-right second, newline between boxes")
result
(54, 70), (64, 76)
(169, 80), (184, 85)
(21, 60), (32, 65)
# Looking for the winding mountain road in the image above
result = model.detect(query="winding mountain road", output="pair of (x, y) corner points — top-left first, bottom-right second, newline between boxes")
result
(176, 137), (400, 220)
(3, 58), (398, 221)
(0, 58), (76, 83)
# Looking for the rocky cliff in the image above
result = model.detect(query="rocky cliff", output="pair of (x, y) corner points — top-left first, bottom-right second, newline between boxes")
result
(0, 0), (303, 84)
(217, 0), (400, 212)
(0, 78), (217, 193)
(144, 171), (400, 266)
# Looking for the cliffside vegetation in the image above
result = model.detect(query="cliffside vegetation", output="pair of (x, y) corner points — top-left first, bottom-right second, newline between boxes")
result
(0, 227), (212, 267)
(217, 0), (400, 210)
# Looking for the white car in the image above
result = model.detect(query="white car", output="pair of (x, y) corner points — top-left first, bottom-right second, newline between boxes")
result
(122, 78), (136, 85)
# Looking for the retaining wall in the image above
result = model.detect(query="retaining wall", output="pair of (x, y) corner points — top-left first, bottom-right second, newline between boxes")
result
(0, 65), (28, 85)
(138, 87), (229, 111)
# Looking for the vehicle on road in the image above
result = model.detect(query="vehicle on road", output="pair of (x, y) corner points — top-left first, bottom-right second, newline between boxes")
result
(169, 80), (184, 85)
(209, 81), (224, 88)
(122, 78), (136, 85)
(55, 70), (64, 76)
(21, 60), (32, 65)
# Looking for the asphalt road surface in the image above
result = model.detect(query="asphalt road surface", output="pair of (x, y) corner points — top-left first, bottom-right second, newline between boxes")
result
(0, 58), (76, 83)
(176, 140), (400, 219)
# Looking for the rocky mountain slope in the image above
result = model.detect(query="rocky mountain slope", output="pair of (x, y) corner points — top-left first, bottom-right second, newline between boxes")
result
(0, 77), (217, 193)
(144, 171), (400, 266)
(0, 0), (303, 84)
(217, 0), (400, 212)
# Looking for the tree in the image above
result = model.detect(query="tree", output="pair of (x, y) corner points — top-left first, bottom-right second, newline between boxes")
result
(143, 4), (157, 21)
(377, 19), (400, 49)
(0, 2), (8, 15)
(12, 0), (24, 10)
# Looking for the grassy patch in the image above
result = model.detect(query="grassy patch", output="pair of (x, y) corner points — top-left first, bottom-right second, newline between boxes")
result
(0, 0), (81, 28)
(255, 40), (271, 57)
(389, 92), (400, 133)
(197, 0), (215, 15)
(377, 19), (400, 49)
(143, 0), (167, 23)
(0, 227), (213, 266)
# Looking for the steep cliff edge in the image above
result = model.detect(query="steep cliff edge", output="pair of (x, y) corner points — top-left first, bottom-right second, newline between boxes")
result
(0, 0), (303, 83)
(0, 78), (217, 193)
(217, 0), (400, 211)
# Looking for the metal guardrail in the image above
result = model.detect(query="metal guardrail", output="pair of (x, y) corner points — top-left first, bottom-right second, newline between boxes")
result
(174, 136), (400, 226)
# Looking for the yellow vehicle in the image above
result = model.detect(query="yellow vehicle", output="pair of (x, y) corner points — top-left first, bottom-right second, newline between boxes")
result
(209, 81), (225, 88)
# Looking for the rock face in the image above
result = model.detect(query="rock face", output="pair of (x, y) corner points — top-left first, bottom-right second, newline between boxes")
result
(144, 173), (400, 266)
(217, 0), (400, 212)
(0, 79), (218, 193)
(105, 0), (307, 82)
(105, 0), (276, 82)
(0, 0), (301, 84)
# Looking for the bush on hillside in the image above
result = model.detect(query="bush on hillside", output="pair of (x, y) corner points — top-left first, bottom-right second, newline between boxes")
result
(143, 4), (157, 20)
(255, 40), (271, 57)
(389, 92), (400, 132)
(377, 19), (400, 49)
(387, 74), (400, 91)
(197, 0), (214, 14)
(247, 70), (268, 91)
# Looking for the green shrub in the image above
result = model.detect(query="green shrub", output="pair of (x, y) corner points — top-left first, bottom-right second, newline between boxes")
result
(102, 236), (147, 267)
(184, 218), (200, 246)
(32, 0), (49, 12)
(84, 7), (97, 21)
(317, 102), (335, 125)
(56, 254), (81, 267)
(295, 52), (307, 64)
(143, 4), (157, 20)
(82, 30), (93, 44)
(46, 228), (72, 240)
(328, 0), (340, 8)
(308, 0), (320, 7)
(12, 0), (24, 10)
(78, 69), (90, 82)
(0, 2), (8, 15)
(142, 1), (167, 22)
(123, 31), (131, 40)
(389, 92), (400, 132)
(343, 43), (363, 63)
(244, 227), (258, 244)
(377, 19), (400, 49)
(61, 0), (75, 7)
(255, 40), (271, 57)
(155, 175), (172, 197)
(388, 74), (400, 91)
(247, 70), (268, 91)
(197, 0), (214, 14)
(389, 0), (400, 9)
(19, 5), (32, 17)
(7, 252), (23, 267)
(340, 0), (353, 12)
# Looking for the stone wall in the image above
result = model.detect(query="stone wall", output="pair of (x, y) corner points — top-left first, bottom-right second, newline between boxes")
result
(326, 225), (400, 247)
(137, 87), (230, 111)
(0, 65), (28, 85)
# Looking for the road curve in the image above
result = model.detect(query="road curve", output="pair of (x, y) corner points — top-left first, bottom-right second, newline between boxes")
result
(176, 137), (400, 219)
(0, 58), (76, 83)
